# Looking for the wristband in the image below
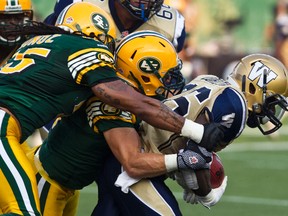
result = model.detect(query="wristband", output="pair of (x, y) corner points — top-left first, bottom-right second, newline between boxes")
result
(164, 154), (178, 172)
(180, 119), (204, 143)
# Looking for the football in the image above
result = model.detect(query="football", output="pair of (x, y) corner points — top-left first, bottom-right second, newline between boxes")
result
(210, 152), (225, 188)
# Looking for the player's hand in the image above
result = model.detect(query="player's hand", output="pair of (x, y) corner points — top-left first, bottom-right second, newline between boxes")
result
(177, 141), (212, 170)
(199, 123), (225, 152)
(197, 176), (228, 209)
(183, 189), (198, 204)
(174, 169), (199, 190)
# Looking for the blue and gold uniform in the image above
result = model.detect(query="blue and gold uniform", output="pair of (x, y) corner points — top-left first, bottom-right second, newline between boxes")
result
(44, 0), (185, 52)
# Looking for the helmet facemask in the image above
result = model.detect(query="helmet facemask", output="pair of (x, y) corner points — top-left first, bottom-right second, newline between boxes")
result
(158, 59), (185, 99)
(0, 0), (33, 46)
(247, 94), (288, 134)
(119, 0), (163, 21)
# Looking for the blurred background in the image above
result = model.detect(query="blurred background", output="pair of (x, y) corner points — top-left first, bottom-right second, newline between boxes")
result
(30, 0), (288, 215)
(31, 0), (287, 81)
(164, 0), (288, 82)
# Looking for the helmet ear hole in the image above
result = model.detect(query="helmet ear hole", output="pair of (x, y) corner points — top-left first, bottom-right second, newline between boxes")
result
(141, 75), (150, 83)
(249, 83), (256, 94)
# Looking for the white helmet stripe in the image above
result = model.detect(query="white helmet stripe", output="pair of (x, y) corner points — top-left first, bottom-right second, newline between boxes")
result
(55, 3), (75, 25)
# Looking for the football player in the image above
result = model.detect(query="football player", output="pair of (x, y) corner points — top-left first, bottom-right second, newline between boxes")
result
(137, 53), (288, 208)
(1, 2), (222, 215)
(44, 0), (185, 52)
(0, 0), (46, 150)
(28, 30), (189, 216)
(0, 0), (33, 65)
(29, 30), (225, 216)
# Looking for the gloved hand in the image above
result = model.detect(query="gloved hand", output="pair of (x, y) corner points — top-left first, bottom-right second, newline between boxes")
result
(174, 169), (199, 190)
(197, 176), (228, 209)
(177, 141), (212, 170)
(183, 189), (198, 204)
(199, 123), (225, 152)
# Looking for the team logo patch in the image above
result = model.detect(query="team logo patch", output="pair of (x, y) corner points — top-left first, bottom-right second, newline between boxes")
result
(92, 13), (110, 33)
(138, 58), (161, 73)
(97, 52), (114, 64)
(189, 156), (198, 164)
(100, 103), (121, 116)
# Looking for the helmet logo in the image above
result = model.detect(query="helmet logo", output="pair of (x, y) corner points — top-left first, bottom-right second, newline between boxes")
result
(92, 13), (110, 33)
(66, 17), (74, 24)
(139, 58), (160, 73)
(248, 61), (277, 87)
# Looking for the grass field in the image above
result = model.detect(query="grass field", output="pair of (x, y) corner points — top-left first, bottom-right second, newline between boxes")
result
(76, 120), (288, 216)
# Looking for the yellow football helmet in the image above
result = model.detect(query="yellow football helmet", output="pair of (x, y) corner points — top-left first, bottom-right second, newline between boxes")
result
(55, 2), (116, 52)
(115, 30), (185, 99)
(120, 0), (163, 21)
(0, 0), (33, 45)
(228, 54), (288, 134)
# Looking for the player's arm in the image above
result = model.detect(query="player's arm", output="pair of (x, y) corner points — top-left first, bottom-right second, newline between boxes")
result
(104, 127), (167, 178)
(174, 10), (186, 52)
(103, 126), (213, 179)
(92, 79), (224, 150)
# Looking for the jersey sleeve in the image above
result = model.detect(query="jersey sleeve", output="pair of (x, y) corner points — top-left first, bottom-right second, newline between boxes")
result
(66, 37), (118, 87)
(174, 10), (186, 52)
(211, 87), (247, 143)
(85, 97), (137, 133)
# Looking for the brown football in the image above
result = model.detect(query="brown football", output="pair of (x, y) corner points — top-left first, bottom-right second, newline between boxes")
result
(210, 152), (225, 188)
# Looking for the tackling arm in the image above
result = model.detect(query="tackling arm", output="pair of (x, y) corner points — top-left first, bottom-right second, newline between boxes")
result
(92, 80), (225, 149)
(103, 127), (214, 179)
(104, 127), (167, 178)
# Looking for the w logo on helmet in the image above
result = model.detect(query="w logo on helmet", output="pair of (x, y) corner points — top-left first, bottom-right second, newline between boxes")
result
(92, 13), (110, 33)
(139, 58), (160, 73)
(248, 61), (277, 87)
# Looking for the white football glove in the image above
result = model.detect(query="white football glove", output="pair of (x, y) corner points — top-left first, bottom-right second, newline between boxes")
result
(197, 176), (228, 209)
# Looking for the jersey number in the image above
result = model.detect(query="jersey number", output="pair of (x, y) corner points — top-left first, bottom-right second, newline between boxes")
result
(172, 84), (211, 117)
(0, 48), (50, 74)
(156, 5), (172, 20)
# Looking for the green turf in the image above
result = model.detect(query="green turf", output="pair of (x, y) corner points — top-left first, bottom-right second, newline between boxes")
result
(77, 121), (288, 216)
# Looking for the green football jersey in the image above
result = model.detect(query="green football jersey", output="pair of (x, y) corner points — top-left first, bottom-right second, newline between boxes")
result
(39, 96), (138, 189)
(0, 34), (117, 142)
